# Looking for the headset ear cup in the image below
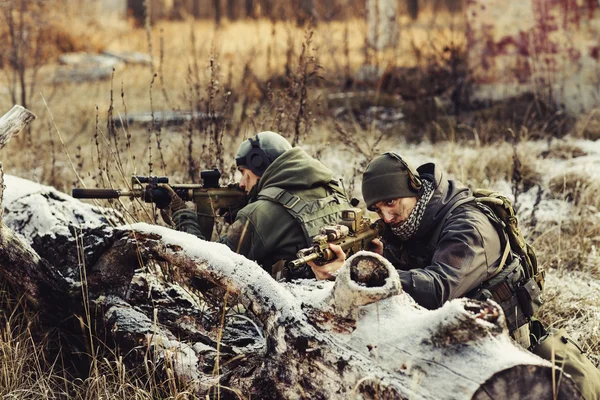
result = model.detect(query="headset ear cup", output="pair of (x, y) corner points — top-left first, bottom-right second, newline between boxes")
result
(250, 153), (263, 168)
(384, 152), (422, 192)
(410, 176), (422, 192)
(245, 144), (271, 176)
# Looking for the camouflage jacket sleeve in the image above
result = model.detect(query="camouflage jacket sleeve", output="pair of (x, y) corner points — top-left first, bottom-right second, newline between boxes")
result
(218, 211), (267, 261)
(384, 206), (501, 310)
(171, 208), (265, 259)
(217, 204), (314, 280)
(171, 208), (272, 269)
(172, 209), (207, 240)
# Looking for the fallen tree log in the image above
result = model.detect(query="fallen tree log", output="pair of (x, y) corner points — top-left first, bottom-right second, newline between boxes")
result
(113, 110), (227, 129)
(0, 106), (58, 316)
(0, 105), (36, 222)
(0, 105), (36, 149)
(0, 173), (582, 399)
(0, 104), (583, 399)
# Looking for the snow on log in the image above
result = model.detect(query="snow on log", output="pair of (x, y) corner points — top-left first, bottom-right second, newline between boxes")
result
(0, 105), (36, 222)
(0, 175), (583, 399)
(0, 105), (61, 316)
(112, 225), (581, 399)
(2, 175), (125, 283)
(0, 223), (69, 314)
(0, 105), (36, 150)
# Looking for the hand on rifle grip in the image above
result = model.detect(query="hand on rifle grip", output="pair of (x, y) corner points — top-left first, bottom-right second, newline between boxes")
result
(160, 209), (174, 227)
(157, 184), (187, 212)
(308, 243), (346, 281)
(368, 238), (384, 255)
(219, 191), (249, 224)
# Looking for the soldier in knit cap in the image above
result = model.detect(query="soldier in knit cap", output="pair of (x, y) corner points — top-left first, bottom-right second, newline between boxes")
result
(312, 152), (600, 400)
(161, 131), (350, 280)
(310, 152), (524, 337)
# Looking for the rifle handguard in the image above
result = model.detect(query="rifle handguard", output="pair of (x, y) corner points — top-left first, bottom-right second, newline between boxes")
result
(288, 248), (336, 269)
(72, 188), (121, 199)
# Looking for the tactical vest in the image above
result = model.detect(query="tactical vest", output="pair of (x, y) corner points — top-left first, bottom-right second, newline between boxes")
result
(258, 181), (351, 277)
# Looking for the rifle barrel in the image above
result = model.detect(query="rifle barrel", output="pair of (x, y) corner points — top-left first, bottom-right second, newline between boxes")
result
(72, 188), (121, 199)
(288, 252), (320, 269)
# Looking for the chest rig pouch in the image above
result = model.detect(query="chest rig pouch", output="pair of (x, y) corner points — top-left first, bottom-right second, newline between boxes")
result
(258, 181), (351, 279)
(258, 181), (350, 243)
(467, 256), (538, 334)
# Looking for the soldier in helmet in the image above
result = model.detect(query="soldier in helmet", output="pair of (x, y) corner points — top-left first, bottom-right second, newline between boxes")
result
(161, 131), (350, 280)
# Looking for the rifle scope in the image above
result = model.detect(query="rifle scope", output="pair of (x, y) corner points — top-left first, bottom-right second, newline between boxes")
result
(133, 176), (169, 184)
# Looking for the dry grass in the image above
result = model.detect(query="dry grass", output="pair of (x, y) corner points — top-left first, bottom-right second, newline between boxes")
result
(0, 4), (599, 396)
(434, 141), (541, 190)
(0, 318), (198, 399)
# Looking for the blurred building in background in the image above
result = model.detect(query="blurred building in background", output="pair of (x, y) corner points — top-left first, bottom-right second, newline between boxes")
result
(467, 0), (600, 113)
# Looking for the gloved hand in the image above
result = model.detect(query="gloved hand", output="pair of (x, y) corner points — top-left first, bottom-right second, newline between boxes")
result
(158, 184), (187, 212)
(218, 191), (249, 224)
(157, 185), (187, 226)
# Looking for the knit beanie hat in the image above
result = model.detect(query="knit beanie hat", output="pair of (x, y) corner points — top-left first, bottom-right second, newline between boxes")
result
(362, 153), (421, 210)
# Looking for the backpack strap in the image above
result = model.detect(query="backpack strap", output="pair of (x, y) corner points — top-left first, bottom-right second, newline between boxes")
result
(493, 237), (512, 279)
(327, 179), (347, 197)
(429, 195), (511, 280)
(258, 187), (307, 214)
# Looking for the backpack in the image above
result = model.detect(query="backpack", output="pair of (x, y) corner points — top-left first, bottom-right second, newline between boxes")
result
(471, 189), (545, 291)
(435, 188), (546, 340)
(438, 188), (545, 291)
(532, 327), (600, 400)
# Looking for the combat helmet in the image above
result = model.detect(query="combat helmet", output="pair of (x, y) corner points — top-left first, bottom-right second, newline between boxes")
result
(235, 131), (292, 176)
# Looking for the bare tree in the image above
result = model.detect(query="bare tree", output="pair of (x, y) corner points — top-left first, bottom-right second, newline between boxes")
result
(0, 0), (49, 110)
(367, 0), (399, 50)
(227, 0), (236, 20)
(407, 0), (419, 20)
(192, 0), (201, 18)
(297, 0), (316, 25)
(445, 0), (463, 12)
(245, 0), (255, 18)
(260, 0), (272, 19)
(214, 0), (221, 25)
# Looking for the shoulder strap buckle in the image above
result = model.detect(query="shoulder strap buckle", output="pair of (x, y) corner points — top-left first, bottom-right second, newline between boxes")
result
(279, 191), (302, 210)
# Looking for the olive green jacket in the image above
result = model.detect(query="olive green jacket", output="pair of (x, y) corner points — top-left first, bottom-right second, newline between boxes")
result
(382, 163), (504, 309)
(173, 147), (349, 277)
